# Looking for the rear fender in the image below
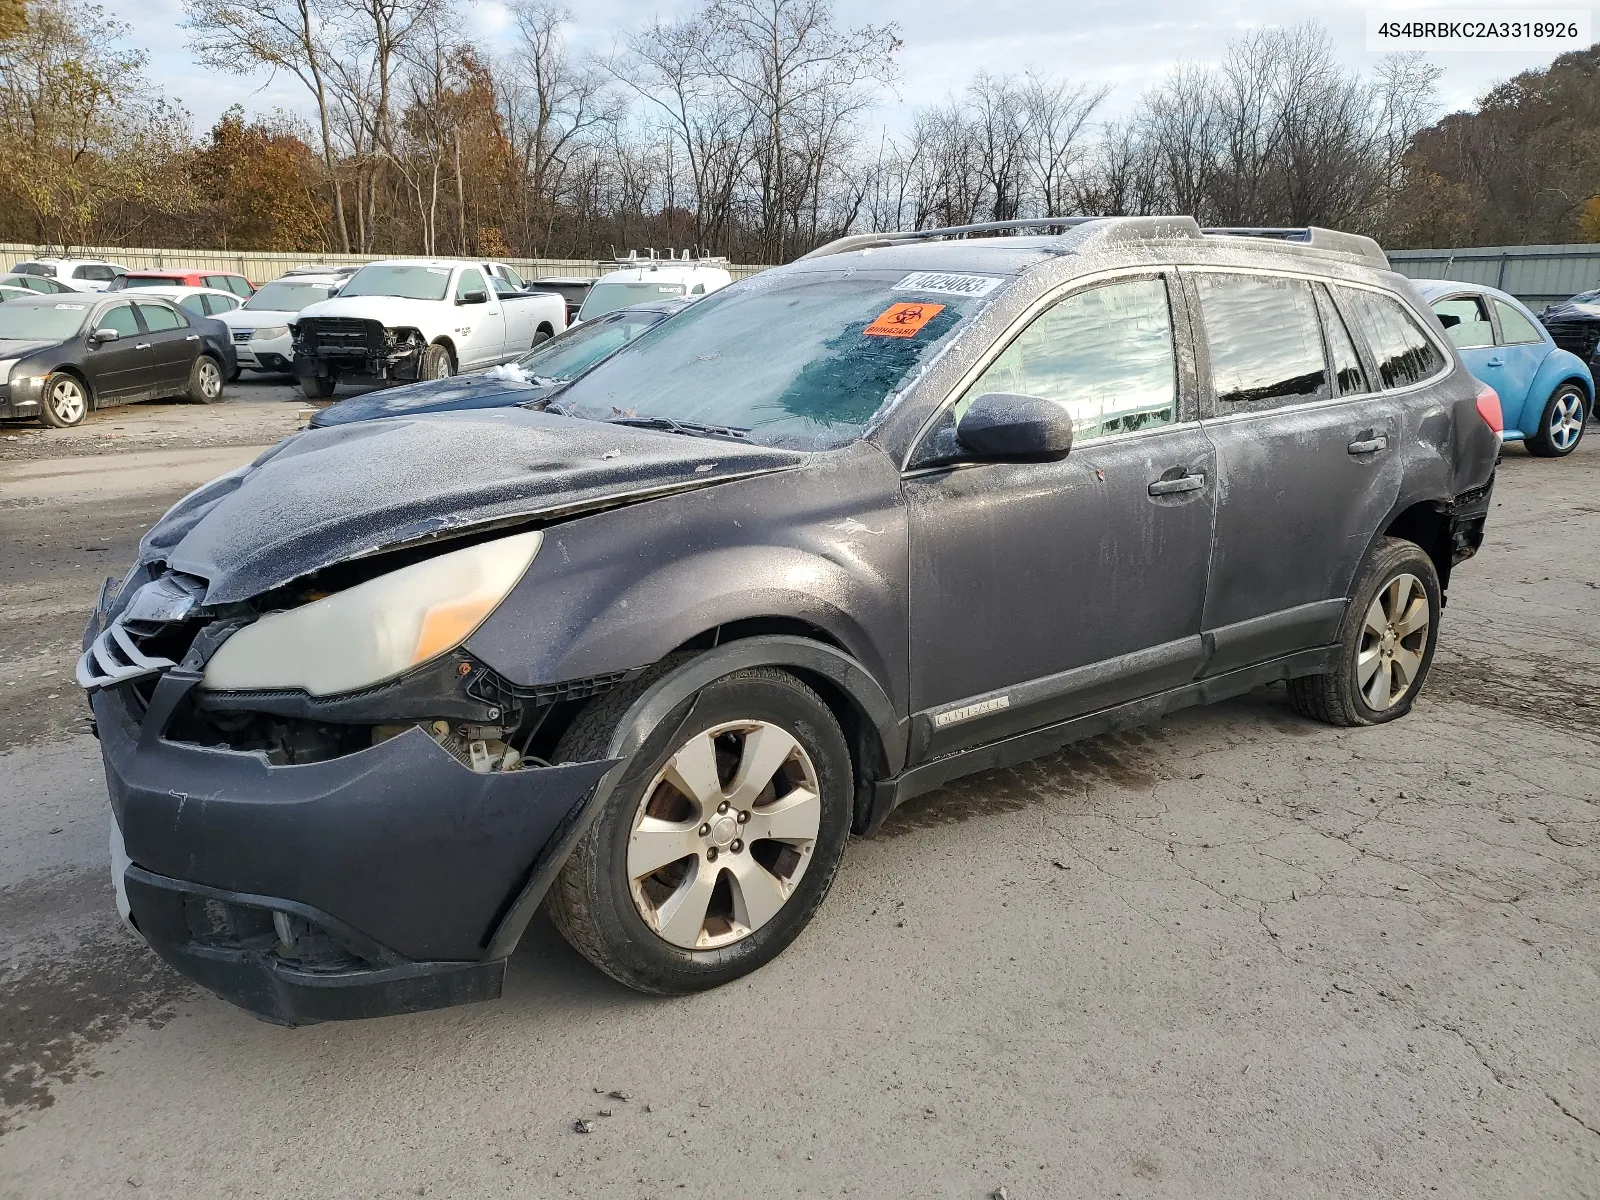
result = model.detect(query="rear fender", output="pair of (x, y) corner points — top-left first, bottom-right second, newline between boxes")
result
(1523, 348), (1593, 431)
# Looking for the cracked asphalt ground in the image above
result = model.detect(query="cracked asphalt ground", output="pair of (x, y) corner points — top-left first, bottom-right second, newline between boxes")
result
(1, 384), (1597, 1199)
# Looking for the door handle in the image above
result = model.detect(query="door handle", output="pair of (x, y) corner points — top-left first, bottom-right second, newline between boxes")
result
(1148, 473), (1206, 496)
(185, 334), (199, 341)
(1486, 357), (1504, 366)
(135, 342), (151, 350)
(1348, 435), (1389, 455)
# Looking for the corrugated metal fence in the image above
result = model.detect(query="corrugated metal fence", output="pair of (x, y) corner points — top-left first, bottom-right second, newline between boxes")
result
(0, 243), (771, 285)
(1388, 244), (1600, 308)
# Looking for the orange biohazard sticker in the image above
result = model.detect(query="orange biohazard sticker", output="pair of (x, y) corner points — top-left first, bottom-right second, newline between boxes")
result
(863, 301), (945, 338)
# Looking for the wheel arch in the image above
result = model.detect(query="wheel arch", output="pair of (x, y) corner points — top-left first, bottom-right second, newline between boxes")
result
(1379, 499), (1453, 595)
(535, 321), (555, 339)
(482, 634), (904, 959)
(48, 363), (96, 409)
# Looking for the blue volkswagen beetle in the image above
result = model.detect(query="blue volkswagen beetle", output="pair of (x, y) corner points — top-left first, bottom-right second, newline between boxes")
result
(1416, 280), (1592, 457)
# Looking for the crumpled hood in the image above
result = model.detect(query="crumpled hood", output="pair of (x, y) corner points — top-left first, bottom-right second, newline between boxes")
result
(310, 374), (545, 427)
(294, 295), (447, 326)
(140, 407), (804, 604)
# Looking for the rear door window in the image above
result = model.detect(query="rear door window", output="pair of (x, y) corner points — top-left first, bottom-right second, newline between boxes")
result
(1494, 300), (1543, 345)
(206, 294), (240, 314)
(1338, 288), (1446, 389)
(957, 276), (1177, 440)
(136, 302), (185, 331)
(1192, 273), (1329, 411)
(1432, 295), (1495, 348)
(178, 296), (208, 317)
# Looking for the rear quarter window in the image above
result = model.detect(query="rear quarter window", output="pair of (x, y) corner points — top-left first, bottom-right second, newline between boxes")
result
(1338, 288), (1446, 389)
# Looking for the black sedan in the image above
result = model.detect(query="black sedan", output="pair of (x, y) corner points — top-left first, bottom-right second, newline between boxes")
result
(310, 297), (693, 428)
(0, 293), (237, 427)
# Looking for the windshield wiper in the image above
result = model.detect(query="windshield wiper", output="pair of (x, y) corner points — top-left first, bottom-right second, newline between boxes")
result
(607, 415), (750, 441)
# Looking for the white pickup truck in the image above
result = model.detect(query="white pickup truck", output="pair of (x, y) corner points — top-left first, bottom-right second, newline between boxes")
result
(290, 259), (567, 399)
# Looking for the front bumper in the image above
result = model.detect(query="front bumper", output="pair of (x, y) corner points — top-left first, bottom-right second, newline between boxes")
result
(0, 374), (44, 418)
(94, 683), (617, 1024)
(237, 332), (292, 371)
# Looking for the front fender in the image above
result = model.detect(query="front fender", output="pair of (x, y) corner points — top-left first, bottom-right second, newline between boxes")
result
(465, 442), (909, 714)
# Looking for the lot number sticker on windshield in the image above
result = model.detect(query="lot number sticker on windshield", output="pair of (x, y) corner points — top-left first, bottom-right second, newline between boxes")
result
(864, 302), (945, 338)
(892, 272), (1001, 297)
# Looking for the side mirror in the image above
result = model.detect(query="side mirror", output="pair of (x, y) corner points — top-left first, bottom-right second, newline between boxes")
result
(956, 392), (1074, 461)
(458, 291), (488, 305)
(90, 327), (119, 344)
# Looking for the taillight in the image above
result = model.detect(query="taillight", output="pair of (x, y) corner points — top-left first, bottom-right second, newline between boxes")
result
(1475, 384), (1503, 433)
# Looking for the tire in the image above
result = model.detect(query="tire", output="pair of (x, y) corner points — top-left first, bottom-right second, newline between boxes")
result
(531, 327), (552, 347)
(300, 374), (337, 400)
(1524, 383), (1588, 457)
(547, 664), (853, 995)
(186, 355), (224, 403)
(1289, 537), (1441, 727)
(38, 372), (89, 427)
(419, 342), (454, 381)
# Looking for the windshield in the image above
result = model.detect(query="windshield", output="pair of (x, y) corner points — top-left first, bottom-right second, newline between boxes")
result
(339, 264), (451, 301)
(248, 281), (335, 311)
(579, 280), (686, 321)
(515, 308), (668, 381)
(0, 302), (88, 340)
(122, 276), (184, 288)
(554, 269), (1004, 448)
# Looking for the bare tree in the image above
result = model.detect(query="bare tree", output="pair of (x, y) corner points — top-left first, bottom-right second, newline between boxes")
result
(183, 0), (353, 250)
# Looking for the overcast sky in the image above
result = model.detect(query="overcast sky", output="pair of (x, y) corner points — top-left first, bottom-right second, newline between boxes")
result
(129, 0), (1569, 134)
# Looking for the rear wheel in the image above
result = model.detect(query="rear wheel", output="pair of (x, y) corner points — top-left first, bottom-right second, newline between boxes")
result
(1525, 384), (1587, 457)
(547, 665), (853, 995)
(187, 355), (224, 403)
(419, 342), (454, 381)
(1289, 537), (1441, 727)
(38, 373), (88, 427)
(300, 374), (337, 400)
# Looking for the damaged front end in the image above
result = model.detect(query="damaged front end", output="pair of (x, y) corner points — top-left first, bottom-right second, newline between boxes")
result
(292, 316), (427, 385)
(80, 540), (628, 1026)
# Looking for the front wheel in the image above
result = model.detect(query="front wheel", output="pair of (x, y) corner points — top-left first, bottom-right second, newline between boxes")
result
(187, 355), (224, 403)
(547, 665), (853, 995)
(38, 373), (89, 427)
(419, 342), (454, 381)
(1289, 537), (1441, 727)
(300, 374), (337, 400)
(1525, 384), (1588, 457)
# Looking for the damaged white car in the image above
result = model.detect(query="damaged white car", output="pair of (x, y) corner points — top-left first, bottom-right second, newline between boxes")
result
(290, 259), (567, 399)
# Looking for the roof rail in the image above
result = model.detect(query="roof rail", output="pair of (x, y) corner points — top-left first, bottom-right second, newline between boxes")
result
(800, 217), (1100, 261)
(1201, 226), (1389, 267)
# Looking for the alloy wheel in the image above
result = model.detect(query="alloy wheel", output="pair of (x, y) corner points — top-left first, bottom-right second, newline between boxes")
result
(48, 377), (86, 424)
(627, 719), (822, 950)
(199, 359), (222, 400)
(1550, 391), (1586, 451)
(1357, 572), (1430, 711)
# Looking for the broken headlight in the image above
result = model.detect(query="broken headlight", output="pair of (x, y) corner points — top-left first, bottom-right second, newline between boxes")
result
(200, 531), (542, 696)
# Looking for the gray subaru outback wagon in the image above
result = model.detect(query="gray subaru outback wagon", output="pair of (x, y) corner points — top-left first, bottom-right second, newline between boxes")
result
(79, 216), (1500, 1024)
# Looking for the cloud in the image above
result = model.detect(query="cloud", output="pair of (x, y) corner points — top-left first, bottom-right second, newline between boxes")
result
(120, 0), (1568, 134)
